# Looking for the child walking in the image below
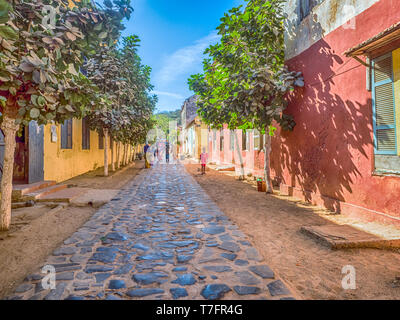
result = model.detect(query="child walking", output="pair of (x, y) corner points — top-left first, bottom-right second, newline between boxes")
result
(200, 148), (208, 175)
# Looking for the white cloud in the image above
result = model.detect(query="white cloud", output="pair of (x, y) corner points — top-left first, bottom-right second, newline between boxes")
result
(152, 91), (184, 100)
(155, 31), (220, 86)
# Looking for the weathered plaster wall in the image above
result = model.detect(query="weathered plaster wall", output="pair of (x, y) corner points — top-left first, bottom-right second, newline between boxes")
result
(284, 0), (380, 59)
(276, 0), (400, 225)
(43, 119), (130, 183)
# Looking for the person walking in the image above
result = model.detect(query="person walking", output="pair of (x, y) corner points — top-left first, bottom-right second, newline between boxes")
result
(165, 141), (170, 163)
(200, 148), (208, 175)
(144, 143), (150, 168)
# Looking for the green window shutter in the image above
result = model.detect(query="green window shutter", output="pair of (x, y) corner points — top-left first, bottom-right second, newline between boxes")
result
(82, 117), (90, 150)
(61, 119), (73, 150)
(372, 54), (397, 155)
(99, 131), (104, 149)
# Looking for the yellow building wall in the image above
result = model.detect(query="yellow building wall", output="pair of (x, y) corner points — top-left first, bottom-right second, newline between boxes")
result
(44, 119), (112, 183)
(393, 48), (400, 156)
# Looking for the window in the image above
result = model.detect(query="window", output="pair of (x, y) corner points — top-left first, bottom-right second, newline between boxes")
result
(82, 117), (90, 150)
(220, 130), (224, 152)
(372, 54), (396, 154)
(98, 131), (104, 149)
(230, 130), (235, 151)
(372, 49), (400, 173)
(254, 130), (264, 151)
(61, 119), (73, 149)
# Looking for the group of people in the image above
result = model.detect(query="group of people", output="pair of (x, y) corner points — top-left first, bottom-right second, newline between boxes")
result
(144, 140), (170, 168)
(143, 142), (209, 174)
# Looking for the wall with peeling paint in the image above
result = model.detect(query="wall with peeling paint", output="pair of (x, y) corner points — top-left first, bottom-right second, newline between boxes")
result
(275, 0), (400, 226)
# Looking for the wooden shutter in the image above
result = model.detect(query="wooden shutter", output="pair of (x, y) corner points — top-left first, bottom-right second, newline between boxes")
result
(372, 53), (397, 154)
(220, 130), (224, 152)
(98, 131), (104, 149)
(82, 117), (90, 150)
(61, 119), (73, 149)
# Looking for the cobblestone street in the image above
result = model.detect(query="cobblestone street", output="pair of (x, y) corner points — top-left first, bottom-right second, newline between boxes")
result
(7, 164), (294, 300)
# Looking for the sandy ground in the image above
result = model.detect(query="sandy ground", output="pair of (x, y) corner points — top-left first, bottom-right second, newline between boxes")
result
(0, 160), (144, 299)
(185, 164), (400, 300)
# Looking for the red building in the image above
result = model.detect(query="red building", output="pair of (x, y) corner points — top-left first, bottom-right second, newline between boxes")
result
(207, 0), (400, 227)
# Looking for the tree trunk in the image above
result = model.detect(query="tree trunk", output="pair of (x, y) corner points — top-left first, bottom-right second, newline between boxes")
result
(110, 138), (115, 172)
(234, 131), (245, 180)
(0, 113), (19, 231)
(104, 128), (109, 177)
(116, 142), (121, 170)
(122, 144), (127, 166)
(264, 128), (273, 194)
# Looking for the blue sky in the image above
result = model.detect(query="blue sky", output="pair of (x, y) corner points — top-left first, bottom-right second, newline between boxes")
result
(118, 0), (245, 112)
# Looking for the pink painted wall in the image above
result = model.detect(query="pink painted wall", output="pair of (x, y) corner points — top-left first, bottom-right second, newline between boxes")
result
(207, 0), (400, 226)
(271, 0), (400, 225)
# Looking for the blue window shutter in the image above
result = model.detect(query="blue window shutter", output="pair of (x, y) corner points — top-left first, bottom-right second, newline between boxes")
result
(372, 53), (397, 155)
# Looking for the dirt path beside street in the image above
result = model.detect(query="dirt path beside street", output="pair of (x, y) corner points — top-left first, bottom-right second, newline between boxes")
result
(0, 161), (144, 299)
(185, 164), (400, 300)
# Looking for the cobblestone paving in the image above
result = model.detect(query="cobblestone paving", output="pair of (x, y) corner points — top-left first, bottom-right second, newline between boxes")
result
(7, 164), (294, 300)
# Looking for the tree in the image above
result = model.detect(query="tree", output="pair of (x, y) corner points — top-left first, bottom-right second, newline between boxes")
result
(0, 0), (133, 230)
(85, 35), (156, 173)
(188, 0), (303, 193)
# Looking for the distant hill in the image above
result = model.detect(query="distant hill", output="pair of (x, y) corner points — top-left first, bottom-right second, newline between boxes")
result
(155, 109), (181, 126)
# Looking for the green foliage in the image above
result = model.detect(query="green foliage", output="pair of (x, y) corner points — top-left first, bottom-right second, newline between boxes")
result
(0, 0), (132, 127)
(85, 35), (156, 145)
(188, 0), (303, 134)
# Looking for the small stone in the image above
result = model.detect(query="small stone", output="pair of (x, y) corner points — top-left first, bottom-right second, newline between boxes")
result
(234, 260), (249, 266)
(201, 284), (231, 300)
(172, 267), (188, 272)
(220, 253), (237, 261)
(105, 294), (122, 300)
(233, 286), (261, 295)
(201, 226), (225, 235)
(56, 272), (74, 281)
(218, 241), (240, 253)
(95, 273), (112, 283)
(249, 265), (275, 279)
(235, 271), (260, 285)
(126, 289), (164, 297)
(114, 264), (133, 275)
(53, 247), (77, 256)
(108, 280), (126, 290)
(132, 272), (169, 285)
(65, 295), (85, 300)
(177, 255), (193, 263)
(246, 248), (262, 261)
(170, 288), (189, 299)
(171, 274), (197, 286)
(267, 280), (291, 296)
(44, 282), (68, 300)
(133, 243), (150, 251)
(70, 255), (87, 263)
(203, 266), (232, 273)
(15, 283), (33, 293)
(24, 274), (42, 282)
(106, 232), (129, 241)
(85, 266), (113, 273)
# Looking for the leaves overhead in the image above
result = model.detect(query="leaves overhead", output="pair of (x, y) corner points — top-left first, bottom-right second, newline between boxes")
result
(188, 0), (304, 134)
